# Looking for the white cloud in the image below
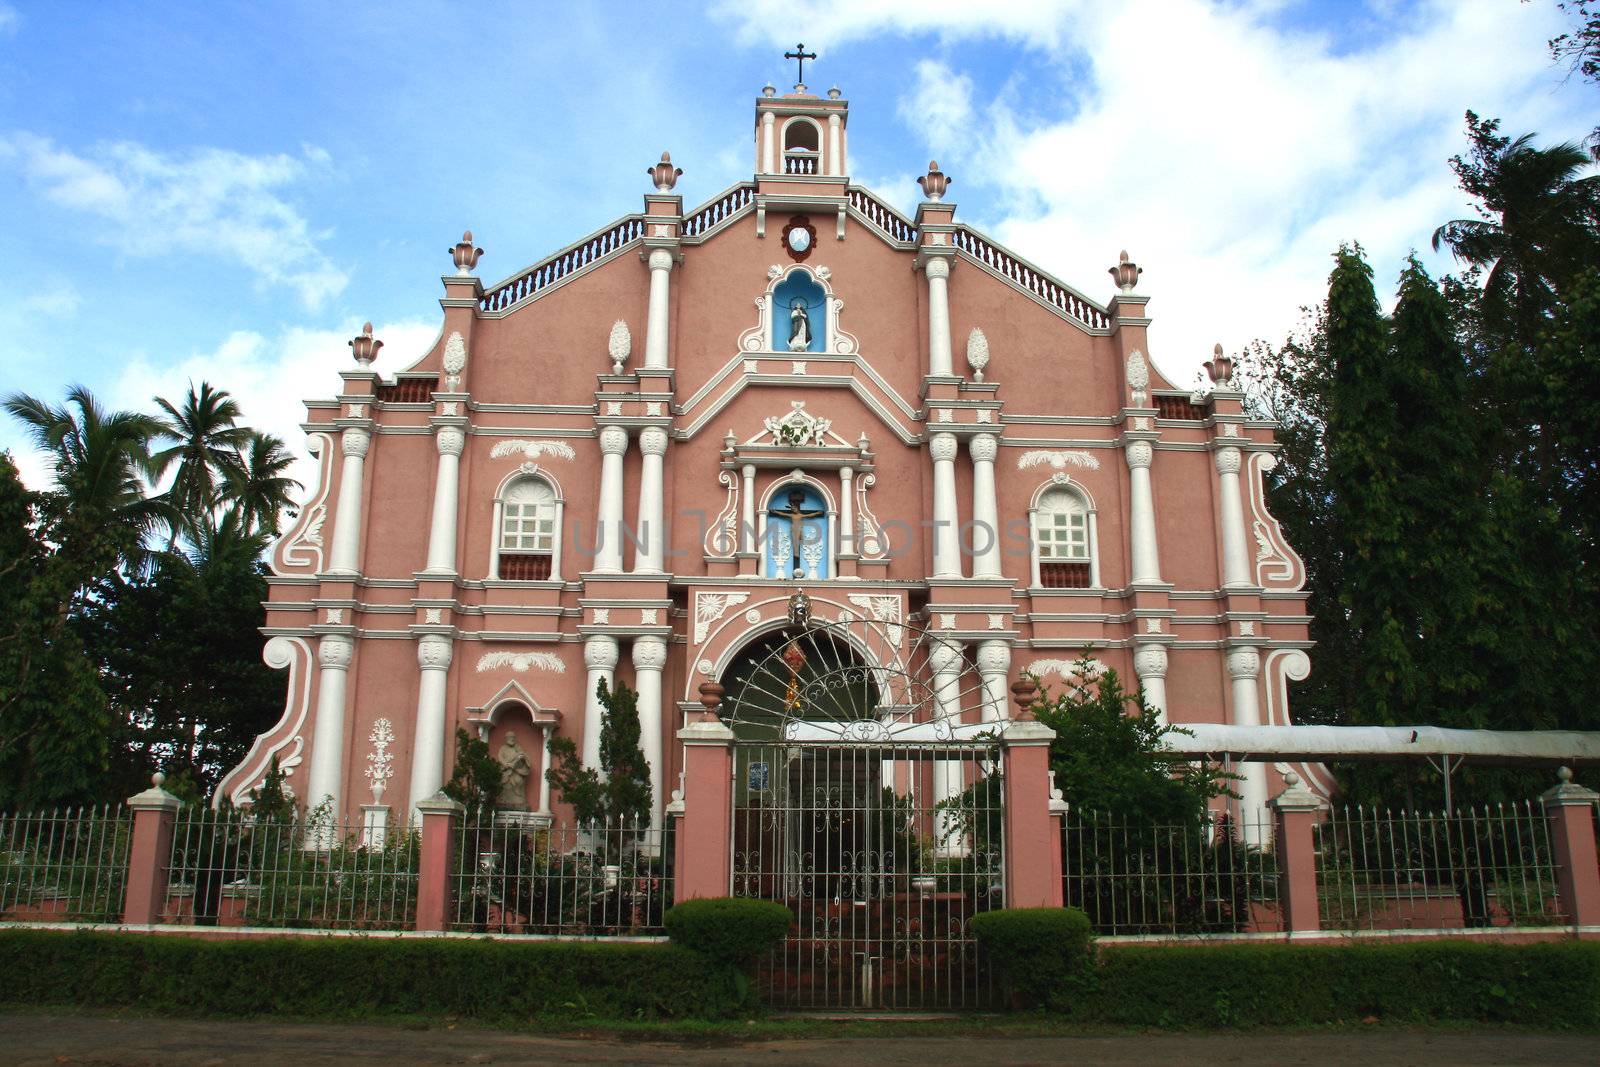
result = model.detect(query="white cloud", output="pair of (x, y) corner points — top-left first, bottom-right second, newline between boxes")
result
(18, 281), (81, 318)
(717, 0), (1594, 383)
(0, 134), (348, 310)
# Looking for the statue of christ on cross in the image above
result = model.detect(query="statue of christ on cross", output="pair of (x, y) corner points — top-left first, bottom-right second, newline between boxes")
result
(769, 487), (826, 578)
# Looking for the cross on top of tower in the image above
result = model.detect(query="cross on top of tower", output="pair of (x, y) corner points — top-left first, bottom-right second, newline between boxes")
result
(784, 42), (817, 89)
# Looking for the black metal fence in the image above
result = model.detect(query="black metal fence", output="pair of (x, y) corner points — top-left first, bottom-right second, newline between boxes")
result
(0, 806), (131, 923)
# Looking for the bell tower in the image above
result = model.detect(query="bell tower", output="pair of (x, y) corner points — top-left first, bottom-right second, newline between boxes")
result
(754, 43), (848, 181)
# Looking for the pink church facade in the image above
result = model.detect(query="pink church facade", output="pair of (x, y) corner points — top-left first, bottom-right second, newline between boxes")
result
(219, 84), (1319, 835)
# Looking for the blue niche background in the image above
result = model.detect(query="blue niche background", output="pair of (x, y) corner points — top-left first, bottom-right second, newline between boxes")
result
(773, 271), (826, 353)
(764, 482), (830, 579)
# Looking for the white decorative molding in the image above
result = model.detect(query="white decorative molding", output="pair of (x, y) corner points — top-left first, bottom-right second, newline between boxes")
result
(694, 592), (751, 643)
(641, 608), (659, 625)
(738, 263), (860, 355)
(756, 401), (846, 447)
(490, 439), (577, 462)
(936, 408), (953, 423)
(791, 361), (807, 375)
(704, 470), (740, 557)
(1026, 657), (1105, 680)
(1145, 618), (1162, 634)
(442, 331), (467, 390)
(325, 608), (343, 624)
(274, 432), (335, 574)
(1017, 449), (1101, 473)
(696, 658), (714, 675)
(744, 608), (762, 624)
(976, 409), (993, 424)
(743, 359), (759, 373)
(1247, 452), (1306, 589)
(217, 635), (314, 806)
(646, 401), (662, 417)
(1126, 349), (1149, 406)
(607, 401), (622, 416)
(846, 594), (902, 647)
(987, 613), (1004, 630)
(365, 718), (395, 803)
(854, 471), (888, 559)
(939, 613), (956, 630)
(1239, 621), (1256, 637)
(476, 650), (566, 674)
(608, 319), (631, 373)
(966, 327), (990, 381)
(592, 608), (610, 624)
(424, 608), (443, 624)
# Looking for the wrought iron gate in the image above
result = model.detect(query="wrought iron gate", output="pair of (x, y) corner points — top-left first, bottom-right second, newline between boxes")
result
(720, 595), (1007, 1010)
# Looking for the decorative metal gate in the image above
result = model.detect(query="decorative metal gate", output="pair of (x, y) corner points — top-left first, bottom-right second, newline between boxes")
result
(721, 593), (1006, 1010)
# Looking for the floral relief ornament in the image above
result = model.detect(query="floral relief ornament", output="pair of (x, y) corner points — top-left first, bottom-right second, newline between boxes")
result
(365, 718), (395, 802)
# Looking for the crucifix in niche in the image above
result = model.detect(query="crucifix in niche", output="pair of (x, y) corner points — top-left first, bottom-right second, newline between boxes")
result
(768, 486), (828, 579)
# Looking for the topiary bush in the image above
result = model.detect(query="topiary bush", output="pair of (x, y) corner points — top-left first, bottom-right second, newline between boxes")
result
(663, 897), (793, 967)
(971, 906), (1095, 1009)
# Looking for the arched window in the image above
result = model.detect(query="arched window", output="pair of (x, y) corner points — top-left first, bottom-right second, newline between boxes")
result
(494, 475), (562, 581)
(1032, 485), (1097, 589)
(783, 118), (821, 175)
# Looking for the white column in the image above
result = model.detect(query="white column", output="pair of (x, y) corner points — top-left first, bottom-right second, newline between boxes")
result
(761, 111), (776, 174)
(924, 257), (953, 377)
(538, 725), (552, 814)
(423, 426), (464, 574)
(969, 434), (1002, 578)
(827, 113), (842, 176)
(1133, 643), (1169, 723)
(1125, 440), (1162, 585)
(407, 635), (454, 818)
(1214, 446), (1251, 589)
(930, 432), (962, 579)
(634, 427), (668, 573)
(838, 465), (855, 557)
(975, 640), (1012, 722)
(582, 635), (619, 770)
(593, 426), (629, 573)
(1227, 646), (1269, 845)
(929, 638), (967, 855)
(632, 635), (668, 830)
(328, 427), (371, 575)
(644, 249), (674, 370)
(740, 463), (757, 555)
(305, 635), (353, 813)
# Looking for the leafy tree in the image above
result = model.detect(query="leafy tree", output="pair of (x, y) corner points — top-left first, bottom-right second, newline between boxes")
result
(1550, 1), (1600, 156)
(545, 678), (652, 827)
(443, 728), (505, 822)
(149, 381), (250, 542)
(224, 432), (301, 537)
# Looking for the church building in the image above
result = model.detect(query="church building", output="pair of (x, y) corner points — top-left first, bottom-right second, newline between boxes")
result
(219, 74), (1319, 838)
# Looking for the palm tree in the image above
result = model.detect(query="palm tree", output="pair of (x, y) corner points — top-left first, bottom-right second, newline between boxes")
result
(1432, 117), (1600, 334)
(150, 382), (250, 541)
(221, 432), (301, 538)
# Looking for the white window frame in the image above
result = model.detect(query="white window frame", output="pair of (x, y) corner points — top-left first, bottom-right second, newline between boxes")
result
(1029, 482), (1100, 590)
(490, 473), (564, 582)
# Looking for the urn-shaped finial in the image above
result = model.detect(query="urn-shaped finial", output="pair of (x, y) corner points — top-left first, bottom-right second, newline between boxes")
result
(348, 322), (383, 367)
(966, 326), (990, 381)
(1011, 676), (1040, 719)
(917, 160), (951, 202)
(1205, 343), (1235, 386)
(449, 231), (484, 274)
(1110, 249), (1142, 292)
(607, 319), (632, 373)
(648, 151), (683, 193)
(827, 85), (842, 100)
(762, 83), (777, 98)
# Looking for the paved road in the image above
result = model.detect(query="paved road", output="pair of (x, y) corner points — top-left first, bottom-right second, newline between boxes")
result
(1, 1012), (1594, 1066)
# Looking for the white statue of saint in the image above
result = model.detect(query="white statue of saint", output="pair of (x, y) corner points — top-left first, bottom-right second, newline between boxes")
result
(788, 298), (811, 352)
(496, 730), (533, 809)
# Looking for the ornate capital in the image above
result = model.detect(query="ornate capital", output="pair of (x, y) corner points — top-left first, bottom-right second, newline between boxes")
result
(969, 433), (999, 463)
(1213, 446), (1242, 476)
(1226, 647), (1261, 680)
(648, 248), (674, 273)
(598, 425), (630, 456)
(417, 634), (453, 671)
(924, 256), (951, 281)
(928, 637), (963, 676)
(1124, 440), (1153, 470)
(341, 427), (371, 459)
(1132, 643), (1168, 679)
(929, 432), (959, 463)
(584, 634), (619, 671)
(976, 639), (1012, 676)
(318, 634), (354, 670)
(639, 426), (670, 456)
(436, 426), (466, 457)
(632, 635), (668, 671)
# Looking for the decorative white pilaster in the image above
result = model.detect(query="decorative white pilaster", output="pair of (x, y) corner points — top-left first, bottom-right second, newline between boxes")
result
(423, 426), (465, 574)
(1214, 446), (1251, 589)
(305, 635), (353, 812)
(634, 427), (668, 573)
(930, 432), (962, 579)
(407, 635), (454, 818)
(975, 640), (1012, 722)
(1124, 440), (1162, 585)
(1132, 643), (1169, 723)
(761, 111), (777, 174)
(827, 113), (843, 176)
(838, 465), (855, 557)
(924, 257), (953, 377)
(582, 635), (620, 769)
(594, 426), (629, 573)
(929, 638), (966, 854)
(1227, 646), (1269, 844)
(538, 725), (553, 815)
(632, 636), (667, 828)
(328, 427), (371, 575)
(644, 249), (674, 370)
(969, 434), (1002, 578)
(740, 463), (757, 555)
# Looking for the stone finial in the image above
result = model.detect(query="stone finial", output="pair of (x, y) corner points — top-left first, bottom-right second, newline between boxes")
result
(608, 319), (632, 373)
(762, 83), (777, 98)
(966, 327), (990, 381)
(152, 771), (166, 789)
(1205, 343), (1235, 386)
(450, 230), (484, 274)
(1109, 250), (1142, 292)
(1010, 675), (1040, 719)
(697, 681), (725, 721)
(648, 152), (683, 193)
(827, 85), (842, 100)
(918, 161), (951, 202)
(348, 322), (383, 367)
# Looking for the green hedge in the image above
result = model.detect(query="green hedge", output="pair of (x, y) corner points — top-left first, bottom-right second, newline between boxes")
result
(663, 897), (792, 966)
(971, 907), (1095, 1008)
(0, 929), (749, 1022)
(1072, 941), (1600, 1028)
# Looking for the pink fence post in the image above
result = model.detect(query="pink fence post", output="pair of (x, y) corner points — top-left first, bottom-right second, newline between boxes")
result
(414, 791), (464, 932)
(676, 682), (735, 902)
(123, 772), (181, 926)
(1048, 771), (1068, 896)
(1001, 677), (1063, 909)
(1541, 767), (1600, 932)
(1270, 771), (1324, 935)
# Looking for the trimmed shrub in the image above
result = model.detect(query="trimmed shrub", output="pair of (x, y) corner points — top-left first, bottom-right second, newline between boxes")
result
(0, 929), (750, 1021)
(970, 907), (1095, 1008)
(663, 897), (793, 966)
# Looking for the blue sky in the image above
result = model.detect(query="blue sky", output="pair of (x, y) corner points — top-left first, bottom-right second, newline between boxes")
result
(1, 1), (1594, 488)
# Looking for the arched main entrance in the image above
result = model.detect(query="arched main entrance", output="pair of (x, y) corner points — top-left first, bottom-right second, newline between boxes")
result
(718, 593), (1004, 1010)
